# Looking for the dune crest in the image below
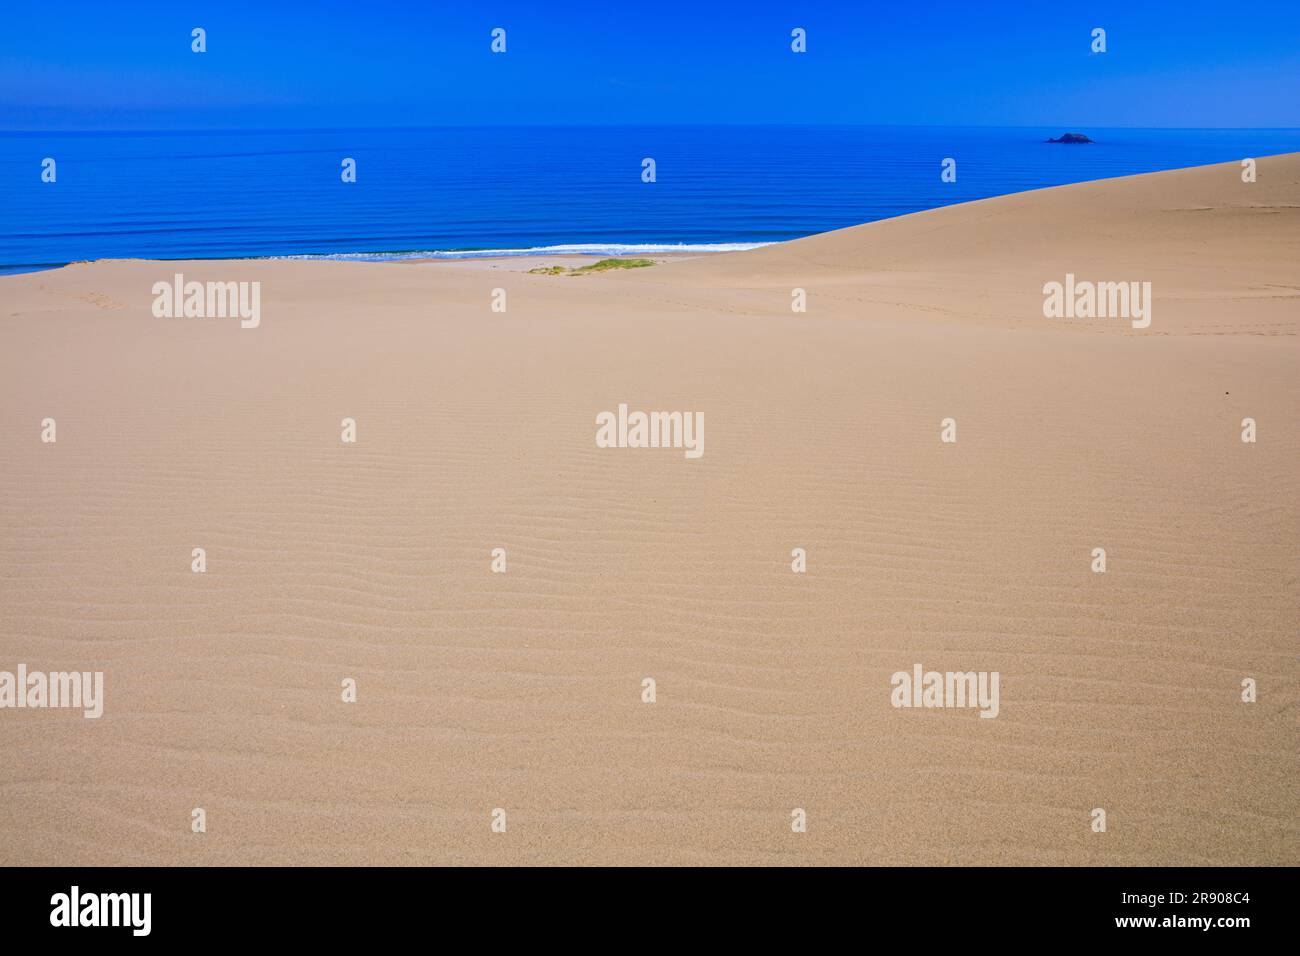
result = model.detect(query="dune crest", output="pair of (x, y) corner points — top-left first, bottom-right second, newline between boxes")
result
(632, 152), (1300, 335)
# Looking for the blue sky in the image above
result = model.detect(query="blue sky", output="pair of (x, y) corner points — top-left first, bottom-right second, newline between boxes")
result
(2, 0), (1297, 129)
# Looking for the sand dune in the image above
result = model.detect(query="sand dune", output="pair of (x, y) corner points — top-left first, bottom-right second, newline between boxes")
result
(1, 156), (1296, 865)
(631, 152), (1300, 336)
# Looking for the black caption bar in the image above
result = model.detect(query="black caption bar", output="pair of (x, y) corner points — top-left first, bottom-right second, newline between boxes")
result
(0, 866), (1287, 943)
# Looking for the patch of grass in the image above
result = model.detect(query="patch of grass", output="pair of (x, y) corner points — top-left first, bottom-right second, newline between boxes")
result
(571, 258), (655, 274)
(528, 258), (656, 276)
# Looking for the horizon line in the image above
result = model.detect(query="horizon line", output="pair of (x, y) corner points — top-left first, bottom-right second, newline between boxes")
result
(5, 123), (1300, 135)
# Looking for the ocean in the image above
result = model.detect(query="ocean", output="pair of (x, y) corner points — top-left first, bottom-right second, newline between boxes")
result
(2, 125), (1298, 274)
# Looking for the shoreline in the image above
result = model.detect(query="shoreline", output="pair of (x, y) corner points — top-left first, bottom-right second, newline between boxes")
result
(0, 248), (742, 278)
(5, 149), (1296, 280)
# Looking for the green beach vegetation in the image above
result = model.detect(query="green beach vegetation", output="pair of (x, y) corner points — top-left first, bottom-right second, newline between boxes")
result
(528, 258), (655, 276)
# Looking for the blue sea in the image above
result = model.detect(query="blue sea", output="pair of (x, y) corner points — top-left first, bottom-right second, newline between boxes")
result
(2, 126), (1298, 274)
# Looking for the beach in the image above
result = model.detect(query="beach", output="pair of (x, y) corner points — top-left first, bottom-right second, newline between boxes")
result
(0, 155), (1296, 865)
